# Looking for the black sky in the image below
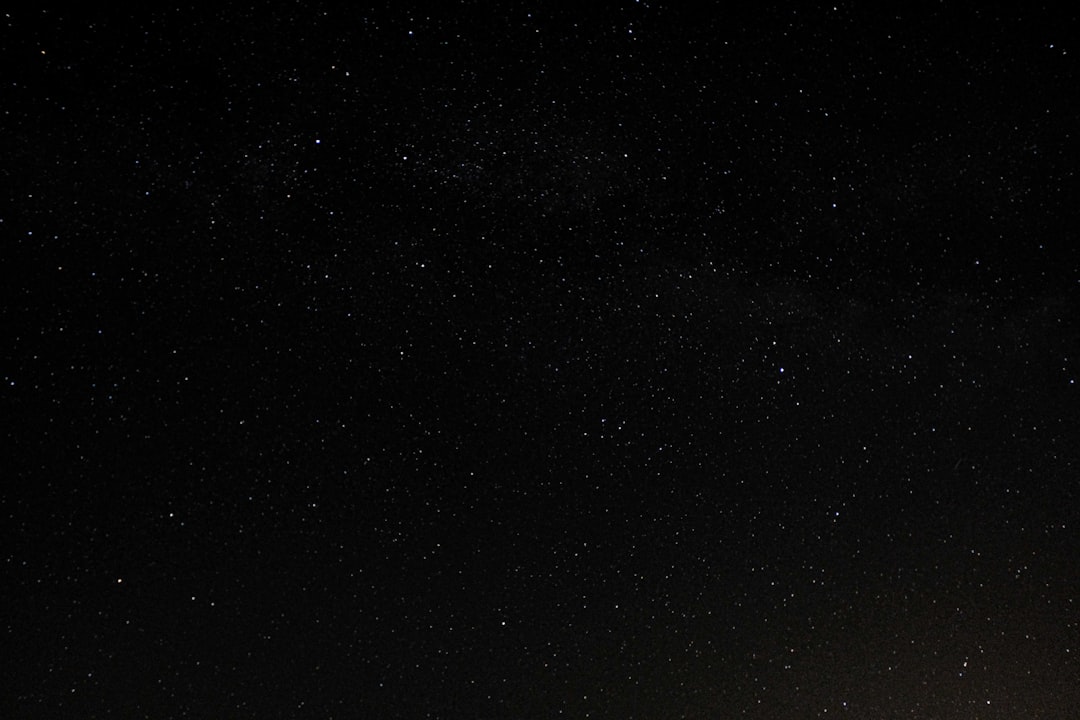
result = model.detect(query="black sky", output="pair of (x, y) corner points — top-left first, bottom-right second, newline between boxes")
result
(3, 4), (1080, 718)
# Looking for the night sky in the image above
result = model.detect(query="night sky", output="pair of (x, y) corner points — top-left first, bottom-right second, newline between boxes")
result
(4, 4), (1080, 718)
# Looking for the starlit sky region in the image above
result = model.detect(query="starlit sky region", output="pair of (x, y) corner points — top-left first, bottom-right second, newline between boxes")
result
(3, 4), (1079, 718)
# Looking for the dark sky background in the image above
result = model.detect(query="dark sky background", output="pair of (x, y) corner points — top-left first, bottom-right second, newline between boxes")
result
(3, 4), (1080, 718)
